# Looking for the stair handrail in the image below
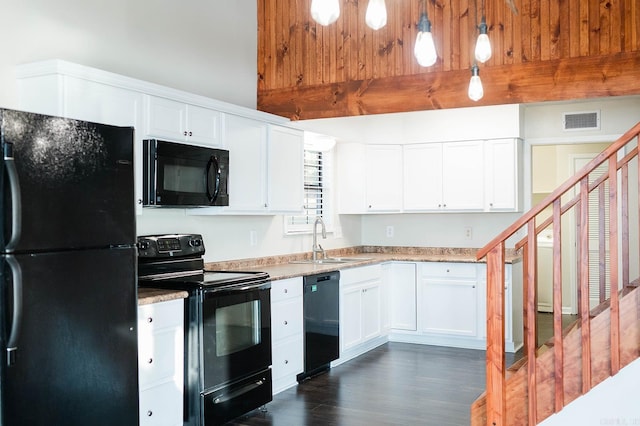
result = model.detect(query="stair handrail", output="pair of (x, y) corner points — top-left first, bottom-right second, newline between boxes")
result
(476, 120), (640, 426)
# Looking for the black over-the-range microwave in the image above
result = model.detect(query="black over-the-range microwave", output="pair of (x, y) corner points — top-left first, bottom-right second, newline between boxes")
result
(143, 139), (229, 207)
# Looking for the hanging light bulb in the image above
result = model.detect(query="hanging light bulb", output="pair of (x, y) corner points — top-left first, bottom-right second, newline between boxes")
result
(414, 12), (437, 67)
(311, 0), (340, 26)
(474, 16), (492, 63)
(468, 64), (484, 101)
(365, 0), (387, 30)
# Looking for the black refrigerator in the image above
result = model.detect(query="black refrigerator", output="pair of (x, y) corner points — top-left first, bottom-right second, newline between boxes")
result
(0, 109), (139, 425)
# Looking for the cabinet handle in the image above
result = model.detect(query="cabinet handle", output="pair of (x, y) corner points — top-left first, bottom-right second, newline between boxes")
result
(147, 411), (153, 417)
(284, 288), (288, 294)
(188, 131), (193, 136)
(148, 358), (153, 364)
(284, 359), (289, 364)
(183, 131), (188, 136)
(147, 317), (153, 323)
(137, 199), (143, 205)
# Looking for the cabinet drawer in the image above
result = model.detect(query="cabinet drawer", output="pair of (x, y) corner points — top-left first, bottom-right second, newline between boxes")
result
(340, 264), (382, 286)
(271, 298), (303, 341)
(139, 381), (182, 426)
(271, 337), (303, 380)
(271, 277), (303, 302)
(420, 262), (477, 279)
(138, 299), (183, 333)
(138, 328), (180, 388)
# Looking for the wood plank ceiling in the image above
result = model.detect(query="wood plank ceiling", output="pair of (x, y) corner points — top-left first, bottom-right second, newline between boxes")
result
(256, 0), (640, 120)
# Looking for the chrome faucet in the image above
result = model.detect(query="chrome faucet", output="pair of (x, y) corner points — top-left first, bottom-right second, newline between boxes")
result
(312, 216), (327, 261)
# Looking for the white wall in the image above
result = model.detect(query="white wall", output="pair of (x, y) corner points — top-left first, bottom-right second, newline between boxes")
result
(0, 0), (257, 109)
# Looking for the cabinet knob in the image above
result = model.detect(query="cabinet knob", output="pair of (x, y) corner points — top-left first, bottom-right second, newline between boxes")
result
(368, 205), (372, 209)
(284, 288), (288, 294)
(283, 320), (288, 325)
(188, 131), (193, 136)
(147, 411), (153, 417)
(183, 131), (188, 136)
(137, 199), (143, 205)
(284, 359), (289, 364)
(148, 358), (153, 364)
(438, 204), (442, 208)
(147, 317), (153, 323)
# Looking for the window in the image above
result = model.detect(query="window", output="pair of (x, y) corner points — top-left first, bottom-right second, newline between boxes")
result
(284, 147), (333, 234)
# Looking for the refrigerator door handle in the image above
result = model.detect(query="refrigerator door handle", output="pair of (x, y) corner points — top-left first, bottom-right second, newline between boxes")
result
(6, 255), (23, 366)
(4, 142), (22, 252)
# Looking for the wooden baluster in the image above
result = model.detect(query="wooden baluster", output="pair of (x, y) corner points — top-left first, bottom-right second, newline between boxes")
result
(608, 156), (620, 375)
(621, 163), (629, 290)
(579, 177), (592, 393)
(522, 243), (529, 356)
(598, 184), (607, 304)
(526, 220), (538, 426)
(552, 199), (564, 413)
(486, 244), (505, 426)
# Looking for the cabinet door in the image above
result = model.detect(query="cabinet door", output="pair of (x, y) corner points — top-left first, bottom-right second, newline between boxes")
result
(387, 262), (417, 331)
(145, 96), (186, 141)
(185, 104), (222, 147)
(365, 145), (403, 211)
(403, 144), (443, 211)
(225, 114), (268, 211)
(485, 139), (519, 211)
(340, 285), (363, 352)
(267, 125), (304, 212)
(420, 278), (478, 336)
(337, 143), (367, 213)
(441, 141), (484, 210)
(361, 281), (381, 341)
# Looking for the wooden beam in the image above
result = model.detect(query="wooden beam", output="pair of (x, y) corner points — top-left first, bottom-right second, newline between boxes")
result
(258, 52), (640, 120)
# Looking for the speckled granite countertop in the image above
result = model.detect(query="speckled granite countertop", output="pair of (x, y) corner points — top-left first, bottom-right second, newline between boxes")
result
(138, 288), (189, 305)
(205, 246), (519, 281)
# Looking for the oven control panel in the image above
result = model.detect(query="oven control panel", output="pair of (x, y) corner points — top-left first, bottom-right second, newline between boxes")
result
(137, 234), (205, 258)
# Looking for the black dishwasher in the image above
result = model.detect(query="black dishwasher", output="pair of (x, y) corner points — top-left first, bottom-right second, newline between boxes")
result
(297, 271), (340, 381)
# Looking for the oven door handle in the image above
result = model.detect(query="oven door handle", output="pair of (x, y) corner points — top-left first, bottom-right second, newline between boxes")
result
(211, 379), (266, 405)
(205, 282), (271, 294)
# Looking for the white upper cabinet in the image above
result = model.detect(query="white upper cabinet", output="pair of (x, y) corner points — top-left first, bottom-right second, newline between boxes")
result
(222, 115), (303, 214)
(401, 139), (521, 213)
(365, 145), (403, 212)
(267, 125), (304, 213)
(337, 143), (403, 213)
(225, 114), (269, 212)
(441, 140), (485, 210)
(403, 144), (443, 211)
(145, 96), (222, 147)
(484, 138), (522, 211)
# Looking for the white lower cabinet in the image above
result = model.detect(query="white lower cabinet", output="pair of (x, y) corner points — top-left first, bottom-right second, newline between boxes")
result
(419, 262), (478, 337)
(338, 264), (384, 362)
(138, 298), (184, 426)
(384, 262), (417, 331)
(270, 277), (304, 395)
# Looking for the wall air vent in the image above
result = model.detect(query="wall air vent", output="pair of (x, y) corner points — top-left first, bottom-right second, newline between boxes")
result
(562, 111), (600, 131)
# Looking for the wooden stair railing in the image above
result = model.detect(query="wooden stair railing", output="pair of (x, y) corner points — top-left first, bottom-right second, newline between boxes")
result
(475, 121), (640, 426)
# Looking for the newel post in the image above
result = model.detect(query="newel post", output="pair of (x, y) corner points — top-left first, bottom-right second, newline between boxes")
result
(486, 243), (506, 426)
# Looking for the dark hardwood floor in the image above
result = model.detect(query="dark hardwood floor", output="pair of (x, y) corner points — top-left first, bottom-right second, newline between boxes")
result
(230, 343), (513, 426)
(229, 313), (575, 426)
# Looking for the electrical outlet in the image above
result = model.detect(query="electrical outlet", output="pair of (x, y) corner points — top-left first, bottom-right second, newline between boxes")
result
(464, 226), (473, 240)
(249, 230), (258, 246)
(386, 225), (394, 238)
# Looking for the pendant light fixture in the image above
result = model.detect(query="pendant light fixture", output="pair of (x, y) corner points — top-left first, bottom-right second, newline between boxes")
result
(311, 0), (340, 26)
(414, 0), (437, 67)
(365, 0), (388, 30)
(474, 0), (492, 62)
(468, 63), (484, 101)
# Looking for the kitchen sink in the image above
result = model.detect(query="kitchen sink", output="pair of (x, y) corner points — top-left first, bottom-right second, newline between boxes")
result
(289, 257), (373, 265)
